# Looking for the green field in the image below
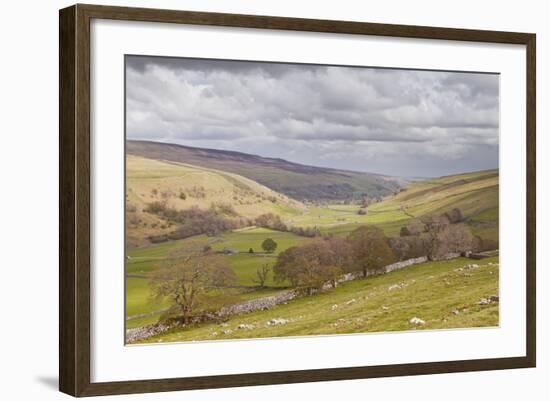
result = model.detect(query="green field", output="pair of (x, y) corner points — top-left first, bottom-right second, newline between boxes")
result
(125, 228), (306, 328)
(133, 256), (499, 343)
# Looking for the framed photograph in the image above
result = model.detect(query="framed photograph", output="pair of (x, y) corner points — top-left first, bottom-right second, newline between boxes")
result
(59, 4), (536, 397)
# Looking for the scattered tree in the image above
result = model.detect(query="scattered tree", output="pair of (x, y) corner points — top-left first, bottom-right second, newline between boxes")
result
(273, 238), (351, 294)
(261, 238), (278, 253)
(425, 219), (475, 259)
(473, 235), (499, 252)
(444, 208), (465, 224)
(347, 226), (396, 277)
(389, 235), (430, 260)
(252, 263), (271, 288)
(150, 248), (237, 324)
(399, 223), (424, 237)
(248, 247), (254, 254)
(255, 213), (287, 231)
(438, 223), (475, 255)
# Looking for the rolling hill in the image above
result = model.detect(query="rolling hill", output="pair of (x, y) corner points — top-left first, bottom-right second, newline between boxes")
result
(375, 169), (499, 240)
(125, 155), (305, 247)
(127, 140), (401, 201)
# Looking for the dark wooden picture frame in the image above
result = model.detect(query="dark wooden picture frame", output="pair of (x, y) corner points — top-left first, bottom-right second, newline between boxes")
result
(59, 3), (536, 397)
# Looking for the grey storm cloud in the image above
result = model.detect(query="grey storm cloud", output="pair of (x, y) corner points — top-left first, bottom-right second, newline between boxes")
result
(125, 55), (499, 177)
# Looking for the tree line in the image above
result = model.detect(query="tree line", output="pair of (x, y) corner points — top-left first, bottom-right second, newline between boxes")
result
(144, 202), (321, 243)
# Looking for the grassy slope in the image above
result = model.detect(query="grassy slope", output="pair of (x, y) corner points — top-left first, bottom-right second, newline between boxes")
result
(377, 169), (499, 240)
(279, 170), (498, 241)
(127, 140), (401, 201)
(135, 256), (499, 343)
(126, 155), (304, 246)
(293, 169), (499, 239)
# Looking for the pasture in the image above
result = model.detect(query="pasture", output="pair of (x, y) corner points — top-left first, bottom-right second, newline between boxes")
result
(134, 256), (499, 343)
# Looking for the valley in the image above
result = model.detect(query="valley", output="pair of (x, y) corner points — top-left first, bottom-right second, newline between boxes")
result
(124, 142), (499, 341)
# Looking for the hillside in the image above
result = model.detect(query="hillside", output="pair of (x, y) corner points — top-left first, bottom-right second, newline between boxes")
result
(133, 256), (499, 343)
(375, 169), (499, 240)
(127, 140), (401, 201)
(125, 155), (305, 246)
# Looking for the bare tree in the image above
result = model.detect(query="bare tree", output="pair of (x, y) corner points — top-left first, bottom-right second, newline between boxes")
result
(425, 219), (474, 259)
(442, 223), (475, 253)
(273, 237), (349, 294)
(150, 248), (237, 324)
(252, 263), (271, 288)
(347, 226), (396, 277)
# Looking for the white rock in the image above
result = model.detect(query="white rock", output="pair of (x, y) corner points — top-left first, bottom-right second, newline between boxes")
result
(237, 323), (255, 330)
(388, 284), (403, 291)
(267, 318), (289, 326)
(331, 304), (338, 311)
(478, 298), (490, 305)
(382, 305), (389, 310)
(409, 317), (426, 325)
(345, 299), (357, 305)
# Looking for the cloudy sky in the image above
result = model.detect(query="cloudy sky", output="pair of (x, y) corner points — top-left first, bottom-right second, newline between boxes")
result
(126, 56), (499, 177)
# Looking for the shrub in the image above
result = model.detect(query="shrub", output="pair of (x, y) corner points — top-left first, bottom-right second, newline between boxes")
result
(211, 202), (238, 217)
(144, 201), (167, 214)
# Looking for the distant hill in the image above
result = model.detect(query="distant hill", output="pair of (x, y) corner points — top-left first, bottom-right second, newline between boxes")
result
(127, 140), (401, 201)
(125, 155), (305, 247)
